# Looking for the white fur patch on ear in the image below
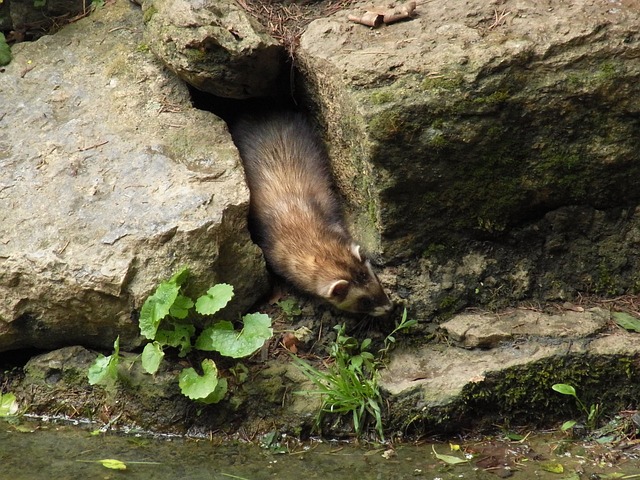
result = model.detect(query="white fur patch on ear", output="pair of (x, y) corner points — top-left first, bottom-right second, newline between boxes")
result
(350, 243), (362, 261)
(322, 279), (350, 299)
(364, 259), (375, 276)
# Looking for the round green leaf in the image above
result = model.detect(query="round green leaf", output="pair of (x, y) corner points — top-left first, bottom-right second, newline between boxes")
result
(195, 284), (234, 316)
(178, 359), (219, 400)
(198, 378), (228, 404)
(195, 313), (272, 358)
(0, 393), (19, 417)
(141, 342), (164, 374)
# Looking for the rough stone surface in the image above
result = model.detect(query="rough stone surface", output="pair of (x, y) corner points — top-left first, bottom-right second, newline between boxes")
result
(0, 0), (268, 352)
(379, 308), (640, 430)
(441, 307), (610, 348)
(141, 0), (284, 99)
(9, 345), (322, 435)
(296, 0), (640, 316)
(2, 0), (640, 438)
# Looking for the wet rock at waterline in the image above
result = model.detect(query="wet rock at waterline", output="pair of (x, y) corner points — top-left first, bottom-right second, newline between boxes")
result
(12, 345), (322, 435)
(9, 307), (640, 435)
(380, 307), (640, 432)
(0, 0), (269, 352)
(296, 0), (640, 312)
(140, 0), (284, 99)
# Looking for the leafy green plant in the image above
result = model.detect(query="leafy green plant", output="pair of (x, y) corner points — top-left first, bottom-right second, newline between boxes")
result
(277, 298), (302, 319)
(613, 311), (640, 333)
(88, 267), (273, 404)
(294, 308), (415, 440)
(552, 383), (601, 432)
(87, 337), (121, 387)
(0, 392), (19, 417)
(293, 326), (383, 439)
(0, 33), (11, 67)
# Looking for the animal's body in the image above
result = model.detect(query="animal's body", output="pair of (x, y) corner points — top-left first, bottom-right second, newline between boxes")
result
(232, 113), (392, 316)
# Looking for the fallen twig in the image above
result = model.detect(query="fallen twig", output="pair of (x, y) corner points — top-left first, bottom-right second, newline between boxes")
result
(78, 140), (108, 152)
(488, 8), (511, 30)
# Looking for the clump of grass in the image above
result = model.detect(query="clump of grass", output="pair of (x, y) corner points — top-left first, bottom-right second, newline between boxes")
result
(294, 309), (416, 440)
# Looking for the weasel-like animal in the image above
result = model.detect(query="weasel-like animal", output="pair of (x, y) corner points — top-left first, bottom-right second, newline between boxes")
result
(233, 113), (393, 316)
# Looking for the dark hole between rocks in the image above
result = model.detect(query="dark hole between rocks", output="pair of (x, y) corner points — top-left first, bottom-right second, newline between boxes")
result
(186, 84), (300, 128)
(0, 347), (47, 370)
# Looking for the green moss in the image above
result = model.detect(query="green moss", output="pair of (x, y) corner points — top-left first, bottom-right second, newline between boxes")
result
(462, 355), (638, 423)
(476, 217), (507, 234)
(452, 90), (511, 114)
(430, 118), (445, 130)
(368, 110), (408, 141)
(563, 61), (625, 91)
(437, 296), (457, 312)
(427, 132), (449, 150)
(596, 61), (620, 82)
(594, 262), (620, 296)
(422, 243), (446, 258)
(367, 196), (377, 226)
(370, 90), (394, 105)
(393, 354), (640, 434)
(566, 73), (584, 88)
(421, 73), (464, 91)
(185, 47), (207, 62)
(143, 5), (157, 24)
(136, 43), (150, 53)
(472, 90), (510, 105)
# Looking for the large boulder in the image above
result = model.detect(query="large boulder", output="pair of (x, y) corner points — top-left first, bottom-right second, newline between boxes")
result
(141, 0), (284, 99)
(296, 0), (640, 315)
(380, 307), (640, 432)
(0, 0), (268, 352)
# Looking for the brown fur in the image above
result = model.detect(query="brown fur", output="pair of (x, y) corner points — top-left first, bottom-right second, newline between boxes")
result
(233, 113), (392, 316)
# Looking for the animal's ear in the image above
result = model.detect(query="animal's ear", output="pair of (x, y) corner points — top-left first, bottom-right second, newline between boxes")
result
(350, 243), (362, 261)
(322, 279), (350, 299)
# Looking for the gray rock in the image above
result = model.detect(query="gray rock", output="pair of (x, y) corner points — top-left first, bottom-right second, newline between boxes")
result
(380, 308), (640, 430)
(296, 0), (640, 313)
(141, 0), (284, 99)
(441, 307), (610, 348)
(0, 0), (268, 352)
(13, 344), (324, 435)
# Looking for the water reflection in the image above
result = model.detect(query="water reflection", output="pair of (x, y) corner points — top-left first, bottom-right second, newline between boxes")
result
(2, 417), (640, 480)
(0, 417), (420, 480)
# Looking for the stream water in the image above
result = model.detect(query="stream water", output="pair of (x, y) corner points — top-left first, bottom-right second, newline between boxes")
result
(2, 417), (640, 480)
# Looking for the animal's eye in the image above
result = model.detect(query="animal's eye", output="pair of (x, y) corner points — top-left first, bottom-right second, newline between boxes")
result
(358, 297), (374, 312)
(357, 270), (370, 283)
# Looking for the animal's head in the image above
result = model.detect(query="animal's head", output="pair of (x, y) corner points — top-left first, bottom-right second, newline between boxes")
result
(319, 243), (393, 316)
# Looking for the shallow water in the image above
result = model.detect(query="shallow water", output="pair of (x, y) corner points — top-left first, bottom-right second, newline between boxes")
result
(2, 417), (640, 480)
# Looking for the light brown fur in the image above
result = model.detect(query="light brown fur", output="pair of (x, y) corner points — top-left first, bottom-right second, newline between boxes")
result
(233, 113), (392, 316)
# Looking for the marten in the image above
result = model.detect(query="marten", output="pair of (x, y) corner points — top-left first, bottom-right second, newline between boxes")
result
(232, 112), (393, 316)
